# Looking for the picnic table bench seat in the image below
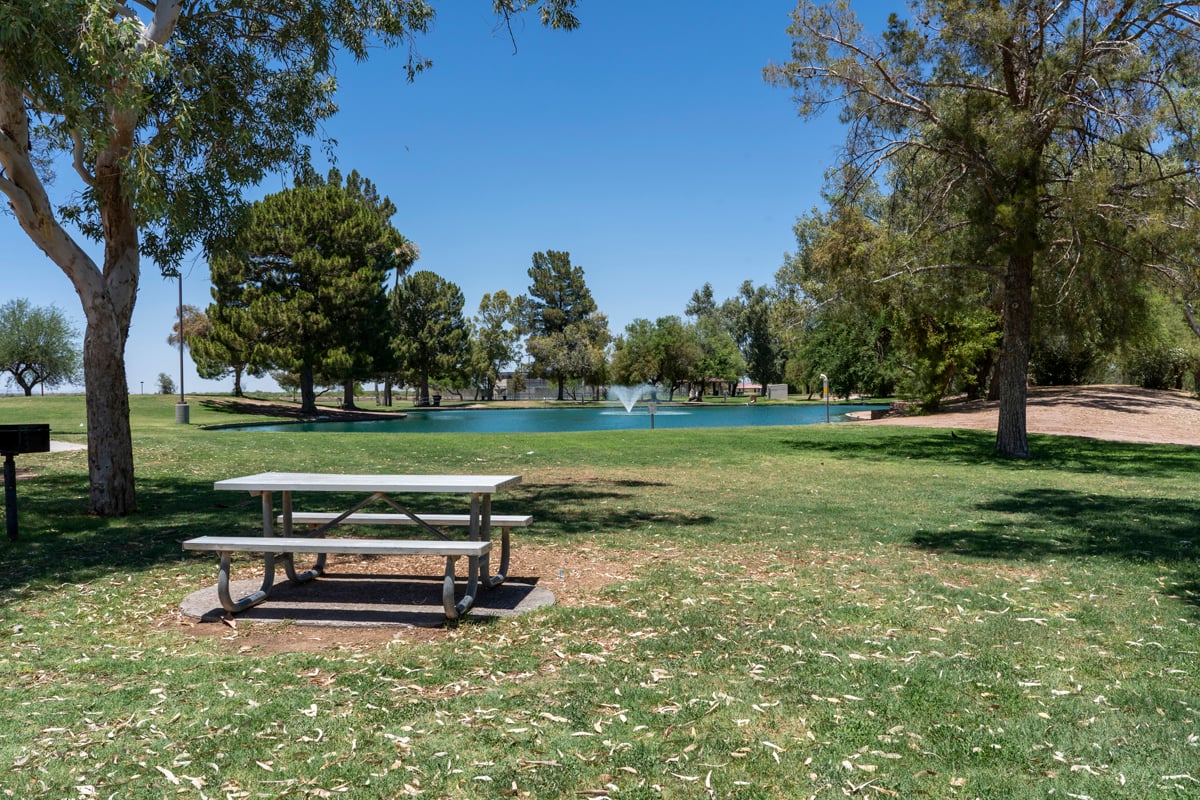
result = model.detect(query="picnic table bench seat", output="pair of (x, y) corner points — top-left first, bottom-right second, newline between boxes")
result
(183, 535), (490, 620)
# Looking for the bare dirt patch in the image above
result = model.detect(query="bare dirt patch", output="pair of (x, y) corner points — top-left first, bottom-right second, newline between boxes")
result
(165, 543), (638, 655)
(866, 385), (1200, 446)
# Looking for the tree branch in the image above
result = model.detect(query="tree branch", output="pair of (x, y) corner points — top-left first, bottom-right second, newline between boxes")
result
(71, 130), (95, 186)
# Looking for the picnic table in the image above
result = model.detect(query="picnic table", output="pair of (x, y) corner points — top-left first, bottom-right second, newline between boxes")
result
(184, 472), (524, 620)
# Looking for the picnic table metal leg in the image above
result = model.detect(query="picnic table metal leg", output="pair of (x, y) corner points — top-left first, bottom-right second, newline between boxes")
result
(216, 550), (276, 612)
(474, 493), (510, 589)
(443, 553), (482, 620)
(277, 490), (326, 583)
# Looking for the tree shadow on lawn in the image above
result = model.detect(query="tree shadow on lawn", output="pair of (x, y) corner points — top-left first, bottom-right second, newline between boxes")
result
(0, 474), (711, 595)
(785, 427), (1200, 478)
(910, 487), (1200, 610)
(0, 473), (256, 596)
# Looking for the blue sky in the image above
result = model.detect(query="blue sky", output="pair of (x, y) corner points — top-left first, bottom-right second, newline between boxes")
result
(1, 1), (899, 395)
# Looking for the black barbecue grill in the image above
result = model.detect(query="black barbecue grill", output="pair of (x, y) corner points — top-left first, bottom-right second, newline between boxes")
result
(0, 424), (51, 541)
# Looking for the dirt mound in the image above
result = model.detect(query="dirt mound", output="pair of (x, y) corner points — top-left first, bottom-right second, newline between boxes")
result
(867, 385), (1200, 446)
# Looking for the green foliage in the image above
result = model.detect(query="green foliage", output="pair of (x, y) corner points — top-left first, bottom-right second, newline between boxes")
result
(0, 0), (579, 515)
(685, 282), (718, 320)
(391, 270), (470, 404)
(722, 281), (781, 388)
(795, 307), (897, 399)
(1, 0), (442, 266)
(897, 306), (1002, 411)
(692, 315), (745, 397)
(1029, 333), (1103, 386)
(1125, 343), (1193, 391)
(155, 372), (175, 395)
(522, 250), (597, 336)
(611, 316), (703, 399)
(188, 301), (266, 397)
(469, 290), (523, 400)
(521, 251), (607, 399)
(206, 168), (403, 413)
(0, 299), (80, 396)
(1119, 295), (1200, 391)
(524, 315), (610, 400)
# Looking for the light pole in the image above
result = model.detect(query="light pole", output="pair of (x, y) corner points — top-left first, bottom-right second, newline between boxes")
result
(175, 272), (190, 424)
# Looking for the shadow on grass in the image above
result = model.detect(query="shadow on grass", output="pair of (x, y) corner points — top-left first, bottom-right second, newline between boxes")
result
(0, 473), (246, 596)
(784, 427), (1200, 477)
(511, 478), (715, 537)
(911, 487), (1200, 608)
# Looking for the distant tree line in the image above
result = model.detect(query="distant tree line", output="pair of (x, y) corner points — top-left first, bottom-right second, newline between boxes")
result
(180, 162), (1200, 415)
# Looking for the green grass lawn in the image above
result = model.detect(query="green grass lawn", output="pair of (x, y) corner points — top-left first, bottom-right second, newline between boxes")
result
(1, 393), (1197, 798)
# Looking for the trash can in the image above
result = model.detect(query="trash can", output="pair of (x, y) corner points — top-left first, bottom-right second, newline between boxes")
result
(431, 394), (441, 407)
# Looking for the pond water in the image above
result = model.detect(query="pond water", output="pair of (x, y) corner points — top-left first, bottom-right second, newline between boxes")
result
(240, 402), (888, 434)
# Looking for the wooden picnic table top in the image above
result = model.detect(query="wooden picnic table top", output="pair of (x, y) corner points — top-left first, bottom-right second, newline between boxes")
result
(213, 472), (522, 494)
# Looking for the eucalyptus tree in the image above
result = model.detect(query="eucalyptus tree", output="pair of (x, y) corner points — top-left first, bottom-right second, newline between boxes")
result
(610, 319), (660, 387)
(610, 316), (700, 401)
(206, 169), (405, 414)
(767, 0), (1200, 457)
(0, 299), (80, 396)
(0, 0), (578, 515)
(470, 290), (522, 401)
(391, 270), (470, 406)
(685, 282), (746, 396)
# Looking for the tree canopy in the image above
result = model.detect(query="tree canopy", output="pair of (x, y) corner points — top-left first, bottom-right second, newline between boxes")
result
(470, 290), (523, 401)
(391, 270), (470, 405)
(0, 299), (80, 396)
(767, 0), (1200, 457)
(521, 250), (607, 399)
(205, 169), (406, 414)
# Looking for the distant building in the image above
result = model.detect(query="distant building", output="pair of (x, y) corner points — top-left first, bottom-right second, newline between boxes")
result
(736, 379), (762, 396)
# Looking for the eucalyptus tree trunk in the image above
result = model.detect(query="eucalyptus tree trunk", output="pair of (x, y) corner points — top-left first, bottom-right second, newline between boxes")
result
(1, 60), (139, 515)
(995, 251), (1033, 459)
(83, 313), (137, 514)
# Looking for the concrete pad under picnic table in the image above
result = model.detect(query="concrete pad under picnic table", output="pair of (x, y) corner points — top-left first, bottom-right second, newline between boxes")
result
(180, 572), (554, 628)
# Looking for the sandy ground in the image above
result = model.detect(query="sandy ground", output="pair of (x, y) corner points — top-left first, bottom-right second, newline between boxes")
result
(863, 384), (1200, 446)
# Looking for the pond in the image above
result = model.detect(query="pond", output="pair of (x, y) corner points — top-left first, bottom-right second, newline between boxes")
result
(239, 402), (888, 434)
